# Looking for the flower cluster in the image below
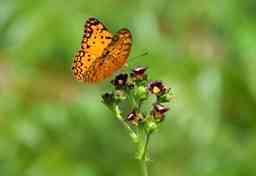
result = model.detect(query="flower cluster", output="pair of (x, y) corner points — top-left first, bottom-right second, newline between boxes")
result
(102, 66), (174, 133)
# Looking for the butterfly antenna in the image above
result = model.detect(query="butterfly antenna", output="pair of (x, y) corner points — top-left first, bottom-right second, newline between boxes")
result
(124, 52), (148, 69)
(130, 52), (148, 60)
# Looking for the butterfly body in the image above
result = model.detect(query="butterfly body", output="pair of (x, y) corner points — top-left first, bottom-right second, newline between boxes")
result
(72, 17), (132, 83)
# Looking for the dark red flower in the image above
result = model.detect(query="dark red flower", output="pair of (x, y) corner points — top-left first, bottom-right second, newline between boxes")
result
(127, 111), (143, 125)
(130, 66), (147, 80)
(151, 103), (169, 121)
(147, 81), (167, 95)
(111, 73), (128, 88)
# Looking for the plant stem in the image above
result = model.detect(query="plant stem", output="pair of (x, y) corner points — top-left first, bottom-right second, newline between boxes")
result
(137, 126), (151, 176)
(137, 129), (151, 176)
(141, 159), (149, 176)
(114, 105), (138, 143)
(141, 132), (150, 160)
(127, 91), (138, 109)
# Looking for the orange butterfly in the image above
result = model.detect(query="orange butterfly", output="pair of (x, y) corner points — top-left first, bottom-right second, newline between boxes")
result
(72, 17), (132, 83)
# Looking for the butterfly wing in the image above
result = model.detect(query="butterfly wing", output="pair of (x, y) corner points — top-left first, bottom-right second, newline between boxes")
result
(72, 17), (113, 81)
(88, 28), (132, 83)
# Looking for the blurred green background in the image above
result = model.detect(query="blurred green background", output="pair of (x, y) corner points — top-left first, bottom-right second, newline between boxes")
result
(1, 0), (256, 175)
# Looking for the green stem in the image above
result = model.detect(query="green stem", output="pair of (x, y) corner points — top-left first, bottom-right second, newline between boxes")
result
(138, 130), (151, 176)
(142, 159), (149, 176)
(127, 91), (138, 110)
(114, 105), (138, 143)
(140, 131), (151, 161)
(137, 100), (143, 111)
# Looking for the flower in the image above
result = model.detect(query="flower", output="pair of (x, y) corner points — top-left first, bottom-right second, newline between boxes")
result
(147, 80), (167, 95)
(151, 103), (169, 121)
(130, 66), (147, 81)
(127, 110), (143, 125)
(111, 73), (128, 89)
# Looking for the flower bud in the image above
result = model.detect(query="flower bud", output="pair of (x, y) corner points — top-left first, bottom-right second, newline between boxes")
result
(157, 88), (174, 103)
(146, 120), (158, 132)
(114, 90), (127, 101)
(134, 85), (148, 101)
(101, 92), (115, 107)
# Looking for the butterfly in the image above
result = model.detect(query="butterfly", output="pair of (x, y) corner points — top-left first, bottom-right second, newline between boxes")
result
(72, 17), (132, 83)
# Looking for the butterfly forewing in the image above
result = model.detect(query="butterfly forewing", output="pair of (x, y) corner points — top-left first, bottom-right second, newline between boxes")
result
(72, 17), (113, 80)
(72, 17), (132, 83)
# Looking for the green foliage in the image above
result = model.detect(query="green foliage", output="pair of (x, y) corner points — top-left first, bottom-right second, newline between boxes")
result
(1, 0), (256, 175)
